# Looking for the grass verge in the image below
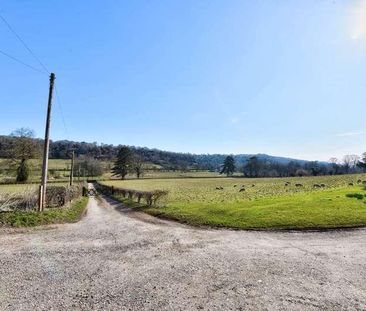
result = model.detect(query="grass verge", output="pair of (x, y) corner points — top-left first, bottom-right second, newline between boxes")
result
(111, 187), (366, 230)
(0, 196), (88, 227)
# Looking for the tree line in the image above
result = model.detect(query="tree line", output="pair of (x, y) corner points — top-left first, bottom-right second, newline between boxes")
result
(220, 154), (366, 177)
(1, 128), (366, 182)
(1, 133), (319, 171)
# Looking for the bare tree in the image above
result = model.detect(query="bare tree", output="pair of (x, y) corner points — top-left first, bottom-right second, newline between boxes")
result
(133, 154), (144, 179)
(9, 128), (40, 182)
(10, 128), (40, 161)
(357, 152), (366, 172)
(342, 155), (360, 173)
(329, 157), (340, 175)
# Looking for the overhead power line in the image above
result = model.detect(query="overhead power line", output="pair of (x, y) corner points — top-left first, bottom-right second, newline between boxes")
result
(0, 48), (46, 74)
(0, 11), (70, 140)
(54, 86), (70, 139)
(0, 12), (49, 74)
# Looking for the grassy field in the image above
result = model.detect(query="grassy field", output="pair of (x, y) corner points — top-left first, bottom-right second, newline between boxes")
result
(0, 157), (218, 182)
(0, 196), (88, 227)
(0, 158), (73, 170)
(135, 170), (221, 179)
(0, 158), (114, 182)
(102, 174), (366, 230)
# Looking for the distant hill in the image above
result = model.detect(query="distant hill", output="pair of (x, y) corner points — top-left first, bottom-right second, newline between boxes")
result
(0, 135), (316, 171)
(194, 153), (310, 170)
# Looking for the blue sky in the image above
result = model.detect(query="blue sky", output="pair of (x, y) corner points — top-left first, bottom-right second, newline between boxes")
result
(1, 1), (366, 161)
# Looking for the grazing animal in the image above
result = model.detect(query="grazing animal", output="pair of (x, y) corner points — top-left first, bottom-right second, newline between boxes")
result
(320, 184), (326, 188)
(233, 185), (237, 187)
(252, 184), (255, 187)
(239, 188), (245, 192)
(349, 182), (354, 186)
(295, 183), (303, 187)
(313, 184), (321, 188)
(357, 179), (362, 183)
(362, 181), (366, 185)
(215, 187), (222, 190)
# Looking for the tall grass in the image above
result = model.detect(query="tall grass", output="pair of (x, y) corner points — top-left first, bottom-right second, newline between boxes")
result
(0, 187), (38, 211)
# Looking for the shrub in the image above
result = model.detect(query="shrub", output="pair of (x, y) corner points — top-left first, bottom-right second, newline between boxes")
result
(46, 184), (83, 207)
(346, 193), (365, 200)
(95, 182), (168, 206)
(152, 190), (169, 205)
(0, 184), (83, 212)
(16, 160), (30, 182)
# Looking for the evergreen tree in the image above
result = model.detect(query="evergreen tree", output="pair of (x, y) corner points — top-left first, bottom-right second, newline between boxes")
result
(220, 155), (235, 176)
(112, 146), (133, 179)
(16, 159), (29, 182)
(243, 156), (261, 177)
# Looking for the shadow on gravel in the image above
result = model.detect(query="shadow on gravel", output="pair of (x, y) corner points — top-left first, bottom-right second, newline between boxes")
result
(100, 195), (181, 227)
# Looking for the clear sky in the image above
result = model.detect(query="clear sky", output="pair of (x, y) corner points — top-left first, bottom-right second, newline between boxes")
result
(1, 1), (366, 161)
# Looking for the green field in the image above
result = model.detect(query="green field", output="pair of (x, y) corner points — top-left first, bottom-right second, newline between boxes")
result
(102, 174), (366, 230)
(136, 170), (221, 179)
(0, 157), (219, 182)
(0, 158), (74, 182)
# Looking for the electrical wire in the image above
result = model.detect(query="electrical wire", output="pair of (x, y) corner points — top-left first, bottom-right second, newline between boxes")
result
(54, 86), (70, 139)
(0, 48), (46, 74)
(0, 11), (70, 140)
(0, 12), (49, 74)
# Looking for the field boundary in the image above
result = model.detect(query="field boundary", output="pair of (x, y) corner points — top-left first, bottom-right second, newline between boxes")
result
(99, 176), (366, 231)
(101, 191), (366, 232)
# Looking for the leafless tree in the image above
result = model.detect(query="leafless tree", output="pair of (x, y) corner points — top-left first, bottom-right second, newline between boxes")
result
(329, 157), (340, 175)
(10, 128), (40, 162)
(342, 154), (360, 173)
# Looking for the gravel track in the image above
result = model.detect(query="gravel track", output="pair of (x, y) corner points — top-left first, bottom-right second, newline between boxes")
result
(0, 194), (366, 310)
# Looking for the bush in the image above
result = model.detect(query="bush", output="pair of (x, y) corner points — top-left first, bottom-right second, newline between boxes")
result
(16, 160), (30, 182)
(0, 184), (84, 212)
(95, 182), (168, 206)
(46, 184), (83, 207)
(346, 193), (365, 200)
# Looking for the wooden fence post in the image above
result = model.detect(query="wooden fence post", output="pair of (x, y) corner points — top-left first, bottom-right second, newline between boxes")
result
(38, 185), (43, 212)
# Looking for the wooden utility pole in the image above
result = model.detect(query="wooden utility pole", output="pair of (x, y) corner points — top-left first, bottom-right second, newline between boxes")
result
(39, 73), (56, 211)
(69, 150), (74, 186)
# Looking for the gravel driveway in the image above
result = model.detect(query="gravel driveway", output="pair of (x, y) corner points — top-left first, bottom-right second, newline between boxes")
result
(0, 195), (365, 311)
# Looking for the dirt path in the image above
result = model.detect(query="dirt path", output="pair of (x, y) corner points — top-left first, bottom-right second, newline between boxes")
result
(0, 195), (365, 311)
